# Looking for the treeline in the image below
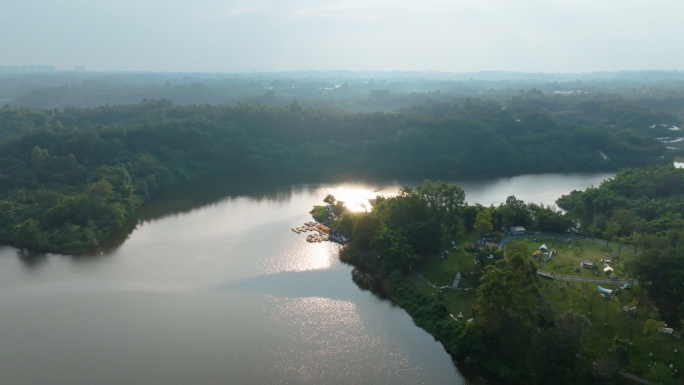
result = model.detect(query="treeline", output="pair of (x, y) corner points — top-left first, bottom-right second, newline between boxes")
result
(337, 181), (630, 384)
(401, 92), (684, 137)
(558, 165), (684, 319)
(0, 100), (669, 253)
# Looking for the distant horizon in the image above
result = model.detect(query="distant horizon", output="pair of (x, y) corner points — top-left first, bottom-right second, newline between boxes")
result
(2, 68), (684, 74)
(2, 69), (684, 81)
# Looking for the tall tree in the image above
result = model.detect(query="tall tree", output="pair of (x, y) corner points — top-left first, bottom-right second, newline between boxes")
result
(474, 210), (494, 237)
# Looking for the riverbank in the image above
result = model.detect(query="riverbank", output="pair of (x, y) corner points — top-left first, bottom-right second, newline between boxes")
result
(340, 246), (540, 384)
(324, 175), (683, 385)
(376, 233), (680, 384)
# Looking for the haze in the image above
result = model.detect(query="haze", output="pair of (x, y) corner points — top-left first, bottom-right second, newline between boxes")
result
(3, 0), (683, 73)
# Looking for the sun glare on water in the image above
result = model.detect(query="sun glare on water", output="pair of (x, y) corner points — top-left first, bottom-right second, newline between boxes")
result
(324, 186), (391, 212)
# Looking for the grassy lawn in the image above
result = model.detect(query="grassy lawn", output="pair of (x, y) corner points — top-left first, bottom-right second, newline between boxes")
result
(409, 234), (481, 324)
(408, 233), (683, 380)
(414, 236), (481, 287)
(407, 274), (478, 320)
(507, 236), (635, 282)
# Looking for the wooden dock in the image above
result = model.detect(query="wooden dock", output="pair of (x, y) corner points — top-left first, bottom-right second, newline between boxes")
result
(291, 224), (331, 243)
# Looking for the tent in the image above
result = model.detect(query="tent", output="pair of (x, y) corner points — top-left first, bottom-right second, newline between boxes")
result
(603, 266), (614, 273)
(539, 244), (548, 252)
(597, 286), (613, 295)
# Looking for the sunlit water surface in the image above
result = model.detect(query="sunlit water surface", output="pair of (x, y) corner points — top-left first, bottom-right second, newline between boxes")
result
(0, 172), (613, 385)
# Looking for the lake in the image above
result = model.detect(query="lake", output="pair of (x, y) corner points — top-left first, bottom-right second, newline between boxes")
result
(0, 172), (613, 385)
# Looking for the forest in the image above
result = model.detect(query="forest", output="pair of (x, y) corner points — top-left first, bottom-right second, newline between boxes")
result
(336, 176), (683, 385)
(0, 97), (671, 253)
(558, 165), (684, 320)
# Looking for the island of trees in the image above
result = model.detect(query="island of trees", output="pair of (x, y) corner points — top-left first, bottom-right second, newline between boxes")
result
(329, 171), (683, 385)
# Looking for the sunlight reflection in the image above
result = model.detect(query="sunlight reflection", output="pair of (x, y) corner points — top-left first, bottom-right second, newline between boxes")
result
(262, 296), (399, 383)
(261, 241), (337, 274)
(325, 186), (387, 212)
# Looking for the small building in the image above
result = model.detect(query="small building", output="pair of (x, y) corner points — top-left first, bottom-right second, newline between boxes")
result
(581, 260), (594, 269)
(539, 244), (548, 252)
(508, 226), (526, 235)
(316, 224), (330, 233)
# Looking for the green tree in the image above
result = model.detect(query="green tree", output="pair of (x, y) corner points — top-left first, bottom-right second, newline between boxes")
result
(351, 213), (379, 250)
(602, 220), (621, 249)
(415, 180), (465, 234)
(531, 311), (591, 384)
(607, 334), (632, 366)
(14, 218), (46, 249)
(370, 227), (417, 273)
(474, 210), (494, 237)
(30, 146), (49, 165)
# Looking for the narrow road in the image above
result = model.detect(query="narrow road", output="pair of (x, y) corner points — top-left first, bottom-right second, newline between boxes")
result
(412, 271), (472, 290)
(536, 270), (637, 285)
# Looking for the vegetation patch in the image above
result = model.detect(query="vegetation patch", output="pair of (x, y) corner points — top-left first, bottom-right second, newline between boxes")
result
(333, 176), (683, 385)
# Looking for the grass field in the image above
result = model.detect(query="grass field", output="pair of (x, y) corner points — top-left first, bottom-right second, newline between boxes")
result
(409, 233), (683, 381)
(506, 236), (635, 282)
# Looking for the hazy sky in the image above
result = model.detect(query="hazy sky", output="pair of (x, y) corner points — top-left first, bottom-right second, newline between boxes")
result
(2, 0), (683, 72)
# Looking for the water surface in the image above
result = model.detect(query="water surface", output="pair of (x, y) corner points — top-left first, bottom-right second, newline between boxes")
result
(0, 172), (613, 385)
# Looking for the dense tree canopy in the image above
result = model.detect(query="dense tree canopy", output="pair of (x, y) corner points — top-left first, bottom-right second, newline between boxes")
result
(0, 100), (667, 253)
(558, 165), (684, 318)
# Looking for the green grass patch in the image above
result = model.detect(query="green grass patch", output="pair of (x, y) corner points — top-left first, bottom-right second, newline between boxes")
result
(514, 237), (635, 281)
(414, 236), (480, 287)
(407, 275), (478, 322)
(309, 205), (329, 222)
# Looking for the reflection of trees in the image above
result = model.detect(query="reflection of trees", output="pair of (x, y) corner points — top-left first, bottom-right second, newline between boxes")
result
(16, 249), (48, 269)
(96, 173), (316, 254)
(15, 173), (326, 266)
(350, 268), (392, 301)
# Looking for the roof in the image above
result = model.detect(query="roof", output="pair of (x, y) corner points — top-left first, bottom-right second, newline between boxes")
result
(582, 260), (594, 265)
(603, 266), (614, 272)
(598, 286), (613, 295)
(510, 226), (525, 231)
(539, 244), (547, 250)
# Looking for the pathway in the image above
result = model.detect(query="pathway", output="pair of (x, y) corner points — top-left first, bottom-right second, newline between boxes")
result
(452, 272), (462, 288)
(536, 270), (637, 285)
(412, 271), (472, 290)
